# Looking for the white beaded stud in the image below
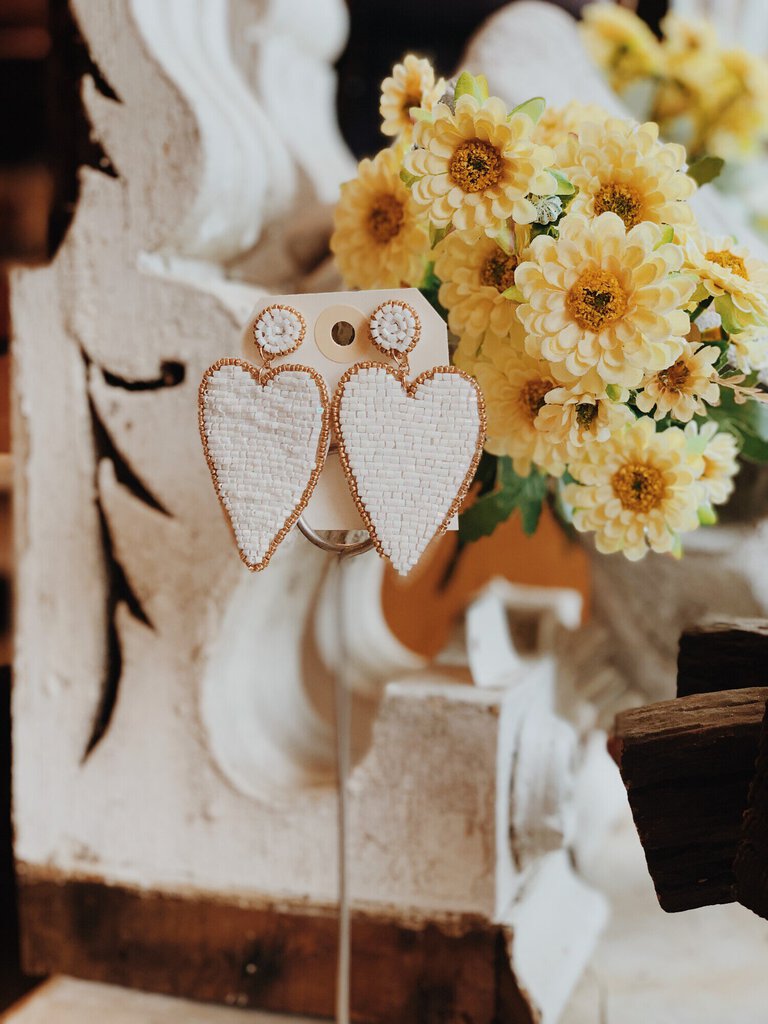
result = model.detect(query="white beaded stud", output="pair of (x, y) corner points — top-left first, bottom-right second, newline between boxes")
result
(368, 301), (421, 358)
(253, 304), (306, 359)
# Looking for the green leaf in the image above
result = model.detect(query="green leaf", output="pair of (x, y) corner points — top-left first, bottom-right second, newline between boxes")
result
(496, 455), (519, 490)
(548, 168), (575, 196)
(454, 71), (488, 104)
(400, 167), (419, 188)
(459, 460), (548, 542)
(687, 155), (725, 186)
(516, 469), (548, 535)
(459, 488), (517, 542)
(606, 384), (622, 401)
(501, 285), (524, 302)
(418, 262), (448, 321)
(429, 222), (451, 248)
(655, 225), (675, 248)
(410, 107), (432, 122)
(509, 96), (546, 124)
(714, 294), (741, 336)
(519, 497), (544, 535)
(698, 504), (718, 526)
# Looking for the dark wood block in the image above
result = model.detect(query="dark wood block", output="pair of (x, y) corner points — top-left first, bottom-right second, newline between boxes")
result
(735, 699), (768, 920)
(17, 869), (535, 1024)
(614, 687), (768, 912)
(678, 620), (768, 697)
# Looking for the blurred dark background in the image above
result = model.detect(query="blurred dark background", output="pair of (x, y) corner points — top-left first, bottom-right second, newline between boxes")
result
(0, 0), (666, 1011)
(337, 0), (665, 156)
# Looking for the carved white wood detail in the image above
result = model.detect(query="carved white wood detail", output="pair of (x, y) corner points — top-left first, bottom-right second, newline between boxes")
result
(11, 2), (613, 1021)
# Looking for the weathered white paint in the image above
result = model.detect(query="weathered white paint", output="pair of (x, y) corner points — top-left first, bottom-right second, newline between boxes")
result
(11, 3), (608, 1020)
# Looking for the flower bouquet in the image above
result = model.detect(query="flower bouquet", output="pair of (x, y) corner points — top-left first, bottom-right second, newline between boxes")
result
(330, 55), (768, 562)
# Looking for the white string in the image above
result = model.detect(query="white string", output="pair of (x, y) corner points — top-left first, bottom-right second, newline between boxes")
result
(334, 552), (351, 1024)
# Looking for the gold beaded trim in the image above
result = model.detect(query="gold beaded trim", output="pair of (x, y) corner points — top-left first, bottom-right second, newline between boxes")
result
(198, 357), (330, 572)
(331, 361), (487, 574)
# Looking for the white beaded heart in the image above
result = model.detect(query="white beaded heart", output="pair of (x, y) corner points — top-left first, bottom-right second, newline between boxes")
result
(368, 301), (420, 356)
(253, 304), (306, 357)
(199, 359), (329, 570)
(334, 365), (485, 575)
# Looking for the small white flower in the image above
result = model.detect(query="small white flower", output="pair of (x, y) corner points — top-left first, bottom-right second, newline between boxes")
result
(438, 78), (458, 113)
(695, 307), (722, 333)
(533, 195), (562, 224)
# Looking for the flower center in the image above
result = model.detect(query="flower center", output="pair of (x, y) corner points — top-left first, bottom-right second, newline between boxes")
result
(480, 250), (518, 292)
(576, 402), (599, 427)
(593, 182), (643, 229)
(449, 139), (503, 194)
(657, 359), (691, 393)
(520, 378), (552, 420)
(705, 249), (748, 279)
(612, 462), (665, 513)
(368, 194), (405, 244)
(566, 268), (628, 331)
(401, 92), (421, 116)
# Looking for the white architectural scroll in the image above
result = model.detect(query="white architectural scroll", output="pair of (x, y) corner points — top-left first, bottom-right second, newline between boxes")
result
(12, 2), (606, 1021)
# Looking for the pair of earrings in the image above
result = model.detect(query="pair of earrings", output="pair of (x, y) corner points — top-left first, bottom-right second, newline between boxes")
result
(199, 299), (486, 575)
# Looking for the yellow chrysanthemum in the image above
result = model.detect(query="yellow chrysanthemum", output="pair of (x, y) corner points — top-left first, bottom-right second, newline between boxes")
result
(379, 55), (446, 139)
(331, 147), (430, 289)
(516, 212), (695, 389)
(654, 16), (768, 161)
(565, 417), (700, 560)
(635, 343), (720, 422)
(683, 230), (768, 332)
(661, 12), (720, 59)
(535, 382), (633, 462)
(655, 12), (725, 129)
(471, 331), (565, 477)
(556, 118), (695, 231)
(581, 2), (663, 93)
(532, 100), (610, 150)
(434, 229), (527, 345)
(685, 421), (739, 508)
(405, 94), (556, 233)
(705, 49), (768, 162)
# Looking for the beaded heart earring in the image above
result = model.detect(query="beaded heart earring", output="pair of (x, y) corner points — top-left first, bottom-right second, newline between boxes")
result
(332, 300), (486, 576)
(199, 304), (330, 571)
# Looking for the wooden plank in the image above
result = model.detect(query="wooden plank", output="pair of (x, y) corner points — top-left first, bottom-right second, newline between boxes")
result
(677, 620), (768, 697)
(614, 688), (768, 912)
(17, 873), (535, 1024)
(1, 976), (310, 1023)
(735, 699), (768, 919)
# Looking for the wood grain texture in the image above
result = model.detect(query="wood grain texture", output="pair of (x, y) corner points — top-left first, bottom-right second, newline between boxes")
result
(735, 698), (768, 919)
(677, 620), (768, 697)
(614, 688), (768, 912)
(17, 873), (535, 1024)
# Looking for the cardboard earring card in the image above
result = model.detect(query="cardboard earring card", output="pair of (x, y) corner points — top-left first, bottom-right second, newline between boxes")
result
(240, 289), (454, 533)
